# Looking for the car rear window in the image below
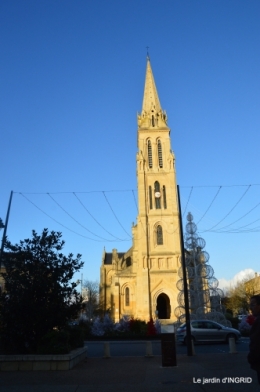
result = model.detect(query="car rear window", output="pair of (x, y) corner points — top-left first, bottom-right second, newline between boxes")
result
(192, 321), (205, 329)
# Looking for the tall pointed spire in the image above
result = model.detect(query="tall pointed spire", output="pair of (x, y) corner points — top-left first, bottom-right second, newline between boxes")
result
(142, 57), (162, 114)
(138, 57), (167, 129)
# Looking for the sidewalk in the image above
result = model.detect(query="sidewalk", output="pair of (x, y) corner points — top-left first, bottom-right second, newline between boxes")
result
(0, 352), (259, 392)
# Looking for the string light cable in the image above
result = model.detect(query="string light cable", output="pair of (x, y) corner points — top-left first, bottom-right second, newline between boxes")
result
(73, 192), (126, 241)
(196, 186), (222, 225)
(102, 191), (132, 238)
(13, 184), (260, 238)
(182, 186), (193, 218)
(203, 184), (251, 232)
(211, 217), (260, 233)
(131, 190), (147, 239)
(203, 200), (260, 233)
(19, 193), (108, 242)
(47, 193), (126, 242)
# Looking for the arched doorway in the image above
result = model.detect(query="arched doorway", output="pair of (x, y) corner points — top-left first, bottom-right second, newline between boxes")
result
(156, 293), (170, 319)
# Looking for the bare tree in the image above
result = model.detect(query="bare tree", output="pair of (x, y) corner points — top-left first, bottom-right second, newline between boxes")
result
(82, 280), (99, 319)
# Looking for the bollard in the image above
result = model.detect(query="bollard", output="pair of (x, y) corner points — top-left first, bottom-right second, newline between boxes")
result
(191, 339), (196, 356)
(229, 337), (237, 354)
(103, 342), (111, 358)
(145, 341), (153, 357)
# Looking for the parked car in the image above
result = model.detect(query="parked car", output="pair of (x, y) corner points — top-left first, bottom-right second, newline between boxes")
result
(176, 320), (241, 344)
(237, 315), (247, 321)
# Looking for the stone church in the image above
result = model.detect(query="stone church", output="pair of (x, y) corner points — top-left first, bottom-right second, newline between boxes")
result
(100, 58), (181, 322)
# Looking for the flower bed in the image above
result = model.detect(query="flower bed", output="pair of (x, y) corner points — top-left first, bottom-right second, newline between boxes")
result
(80, 314), (162, 340)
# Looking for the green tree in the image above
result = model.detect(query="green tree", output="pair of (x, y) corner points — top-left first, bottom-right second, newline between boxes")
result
(0, 229), (84, 354)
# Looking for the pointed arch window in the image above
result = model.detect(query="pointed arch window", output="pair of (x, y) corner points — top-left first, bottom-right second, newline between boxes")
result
(163, 186), (167, 209)
(154, 181), (161, 209)
(149, 186), (153, 209)
(158, 140), (163, 168)
(125, 287), (130, 306)
(147, 140), (153, 168)
(157, 225), (163, 245)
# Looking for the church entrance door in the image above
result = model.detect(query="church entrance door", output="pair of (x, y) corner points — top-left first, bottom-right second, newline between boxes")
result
(156, 293), (170, 319)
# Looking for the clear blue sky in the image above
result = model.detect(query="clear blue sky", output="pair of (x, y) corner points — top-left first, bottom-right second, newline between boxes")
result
(1, 0), (259, 287)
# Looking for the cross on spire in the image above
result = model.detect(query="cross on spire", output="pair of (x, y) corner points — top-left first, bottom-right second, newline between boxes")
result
(146, 46), (150, 59)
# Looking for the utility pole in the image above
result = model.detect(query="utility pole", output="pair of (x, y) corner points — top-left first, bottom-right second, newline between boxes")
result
(0, 191), (13, 267)
(177, 185), (193, 356)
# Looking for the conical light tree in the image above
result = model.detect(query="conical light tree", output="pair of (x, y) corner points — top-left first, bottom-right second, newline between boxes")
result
(175, 212), (231, 326)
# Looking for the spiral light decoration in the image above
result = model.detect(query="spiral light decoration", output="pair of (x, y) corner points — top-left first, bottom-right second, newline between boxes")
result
(175, 212), (231, 327)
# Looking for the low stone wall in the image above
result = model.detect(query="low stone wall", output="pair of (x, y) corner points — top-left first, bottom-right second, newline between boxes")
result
(0, 346), (87, 371)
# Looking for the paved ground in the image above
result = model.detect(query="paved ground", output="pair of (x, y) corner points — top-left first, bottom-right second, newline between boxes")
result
(0, 352), (259, 392)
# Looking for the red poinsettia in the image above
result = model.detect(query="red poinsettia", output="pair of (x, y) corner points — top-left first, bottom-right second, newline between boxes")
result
(147, 318), (157, 335)
(246, 314), (256, 326)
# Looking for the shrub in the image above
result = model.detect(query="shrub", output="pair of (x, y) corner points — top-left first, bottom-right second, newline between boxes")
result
(37, 330), (70, 354)
(129, 318), (147, 335)
(68, 326), (84, 349)
(114, 315), (130, 333)
(91, 317), (104, 336)
(78, 318), (92, 339)
(89, 315), (160, 338)
(103, 313), (115, 335)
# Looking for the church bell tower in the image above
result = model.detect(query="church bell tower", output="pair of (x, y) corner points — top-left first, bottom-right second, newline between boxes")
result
(100, 57), (181, 323)
(133, 57), (181, 321)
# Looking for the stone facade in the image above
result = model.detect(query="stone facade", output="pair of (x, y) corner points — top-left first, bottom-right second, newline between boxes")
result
(100, 58), (181, 322)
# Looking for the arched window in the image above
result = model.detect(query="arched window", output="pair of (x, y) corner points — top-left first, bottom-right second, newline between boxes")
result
(154, 181), (161, 209)
(163, 186), (167, 209)
(125, 287), (130, 306)
(147, 140), (153, 168)
(149, 186), (153, 209)
(157, 225), (163, 245)
(151, 115), (155, 127)
(158, 140), (163, 168)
